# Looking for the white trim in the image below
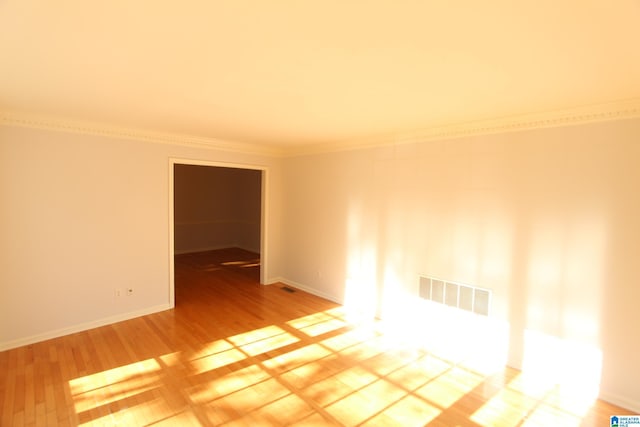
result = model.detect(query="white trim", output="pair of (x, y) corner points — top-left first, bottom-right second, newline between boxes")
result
(275, 277), (344, 305)
(260, 166), (269, 284)
(168, 160), (176, 308)
(3, 98), (640, 158)
(285, 98), (640, 157)
(0, 304), (172, 352)
(599, 391), (640, 414)
(0, 112), (285, 157)
(169, 159), (270, 309)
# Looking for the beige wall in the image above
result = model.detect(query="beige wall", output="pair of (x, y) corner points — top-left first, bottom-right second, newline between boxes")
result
(0, 125), (282, 350)
(2, 117), (639, 410)
(281, 118), (640, 411)
(174, 164), (262, 254)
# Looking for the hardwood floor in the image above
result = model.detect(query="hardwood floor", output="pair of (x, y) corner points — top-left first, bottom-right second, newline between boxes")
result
(0, 248), (634, 426)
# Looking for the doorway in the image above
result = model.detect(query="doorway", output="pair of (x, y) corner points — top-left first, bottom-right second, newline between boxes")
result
(169, 159), (267, 307)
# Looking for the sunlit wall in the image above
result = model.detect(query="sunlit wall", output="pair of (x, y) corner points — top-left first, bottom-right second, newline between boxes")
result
(281, 117), (640, 411)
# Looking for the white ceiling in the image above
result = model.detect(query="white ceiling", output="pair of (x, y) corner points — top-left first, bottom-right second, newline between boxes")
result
(1, 1), (639, 149)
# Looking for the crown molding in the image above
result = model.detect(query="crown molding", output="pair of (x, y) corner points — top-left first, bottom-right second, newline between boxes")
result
(0, 112), (287, 158)
(3, 98), (640, 158)
(285, 98), (640, 157)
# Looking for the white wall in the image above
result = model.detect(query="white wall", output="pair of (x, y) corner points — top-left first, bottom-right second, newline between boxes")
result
(280, 118), (640, 411)
(0, 125), (282, 350)
(174, 165), (262, 254)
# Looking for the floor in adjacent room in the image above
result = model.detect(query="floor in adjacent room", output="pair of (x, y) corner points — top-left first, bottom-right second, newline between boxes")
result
(0, 248), (633, 426)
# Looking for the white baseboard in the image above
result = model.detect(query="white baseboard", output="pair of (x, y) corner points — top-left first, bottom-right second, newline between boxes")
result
(272, 277), (344, 305)
(0, 303), (173, 352)
(599, 391), (640, 414)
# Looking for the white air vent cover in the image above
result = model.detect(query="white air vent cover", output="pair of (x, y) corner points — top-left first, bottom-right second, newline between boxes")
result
(418, 276), (491, 316)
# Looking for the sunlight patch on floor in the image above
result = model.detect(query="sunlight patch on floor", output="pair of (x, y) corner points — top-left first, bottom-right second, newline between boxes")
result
(190, 348), (246, 374)
(69, 358), (161, 395)
(415, 366), (485, 408)
(67, 304), (610, 426)
(188, 364), (270, 404)
(190, 338), (234, 360)
(71, 357), (168, 426)
(263, 343), (333, 373)
(361, 394), (442, 427)
(286, 311), (349, 337)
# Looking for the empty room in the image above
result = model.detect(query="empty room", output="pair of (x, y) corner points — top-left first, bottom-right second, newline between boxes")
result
(1, 1), (640, 426)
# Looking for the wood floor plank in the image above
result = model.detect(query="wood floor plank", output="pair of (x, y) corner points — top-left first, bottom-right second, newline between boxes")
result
(0, 248), (636, 426)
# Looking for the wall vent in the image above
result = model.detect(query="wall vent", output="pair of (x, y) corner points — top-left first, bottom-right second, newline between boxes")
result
(418, 276), (491, 316)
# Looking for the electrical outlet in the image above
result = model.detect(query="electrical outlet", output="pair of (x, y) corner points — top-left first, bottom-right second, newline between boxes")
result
(127, 288), (134, 296)
(115, 289), (122, 297)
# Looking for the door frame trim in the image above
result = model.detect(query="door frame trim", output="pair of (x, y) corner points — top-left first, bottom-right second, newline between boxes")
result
(168, 158), (269, 308)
